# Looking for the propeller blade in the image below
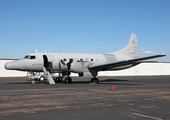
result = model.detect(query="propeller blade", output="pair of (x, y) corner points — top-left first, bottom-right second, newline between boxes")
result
(60, 59), (66, 66)
(67, 58), (74, 70)
(60, 58), (74, 70)
(68, 58), (74, 65)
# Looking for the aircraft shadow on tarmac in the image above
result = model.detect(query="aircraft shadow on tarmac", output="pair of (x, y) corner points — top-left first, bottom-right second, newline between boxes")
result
(71, 79), (141, 85)
(99, 79), (141, 85)
(6, 79), (142, 85)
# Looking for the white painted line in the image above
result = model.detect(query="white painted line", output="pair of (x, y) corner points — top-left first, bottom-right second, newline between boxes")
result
(132, 113), (163, 120)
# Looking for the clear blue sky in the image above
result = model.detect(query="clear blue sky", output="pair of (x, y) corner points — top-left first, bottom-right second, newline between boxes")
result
(0, 0), (170, 61)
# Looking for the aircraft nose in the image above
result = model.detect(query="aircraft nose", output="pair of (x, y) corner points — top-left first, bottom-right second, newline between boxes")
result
(4, 60), (25, 71)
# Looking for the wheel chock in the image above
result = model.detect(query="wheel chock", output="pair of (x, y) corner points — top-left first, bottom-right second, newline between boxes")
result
(90, 83), (95, 84)
(10, 78), (12, 81)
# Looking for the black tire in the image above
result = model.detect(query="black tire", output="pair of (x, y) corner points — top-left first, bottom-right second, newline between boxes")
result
(95, 78), (99, 84)
(58, 77), (63, 81)
(91, 78), (99, 84)
(54, 77), (58, 83)
(65, 77), (72, 83)
(91, 78), (95, 83)
(68, 77), (72, 83)
(65, 77), (69, 83)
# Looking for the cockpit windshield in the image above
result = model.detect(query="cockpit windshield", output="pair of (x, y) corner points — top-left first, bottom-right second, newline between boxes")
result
(24, 55), (36, 59)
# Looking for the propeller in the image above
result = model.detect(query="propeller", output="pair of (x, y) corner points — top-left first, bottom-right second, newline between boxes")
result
(60, 59), (66, 66)
(60, 58), (73, 70)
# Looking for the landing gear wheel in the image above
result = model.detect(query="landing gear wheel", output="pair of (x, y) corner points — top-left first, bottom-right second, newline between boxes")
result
(58, 77), (63, 82)
(30, 79), (35, 84)
(65, 77), (72, 83)
(91, 78), (95, 83)
(95, 78), (99, 84)
(56, 77), (63, 83)
(55, 77), (58, 83)
(68, 77), (72, 83)
(94, 78), (99, 84)
(39, 76), (45, 81)
(90, 78), (99, 84)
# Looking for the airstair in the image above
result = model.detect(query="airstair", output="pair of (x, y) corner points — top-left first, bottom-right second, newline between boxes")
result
(43, 67), (55, 85)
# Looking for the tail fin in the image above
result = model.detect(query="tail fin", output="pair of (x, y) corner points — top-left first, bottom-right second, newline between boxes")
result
(111, 33), (140, 59)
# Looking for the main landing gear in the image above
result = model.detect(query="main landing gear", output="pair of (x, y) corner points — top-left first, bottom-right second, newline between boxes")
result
(65, 71), (72, 83)
(65, 77), (72, 83)
(58, 77), (63, 82)
(54, 77), (63, 83)
(90, 77), (99, 84)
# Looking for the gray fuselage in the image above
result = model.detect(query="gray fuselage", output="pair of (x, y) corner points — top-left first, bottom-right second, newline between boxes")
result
(4, 53), (131, 73)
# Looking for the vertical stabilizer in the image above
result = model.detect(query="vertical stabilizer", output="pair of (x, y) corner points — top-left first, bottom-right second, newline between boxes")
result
(112, 33), (140, 59)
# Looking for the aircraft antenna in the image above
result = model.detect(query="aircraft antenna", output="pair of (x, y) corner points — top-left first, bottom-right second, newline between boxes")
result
(36, 49), (37, 53)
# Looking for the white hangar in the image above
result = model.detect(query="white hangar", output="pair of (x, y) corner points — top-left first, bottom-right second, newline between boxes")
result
(0, 59), (170, 77)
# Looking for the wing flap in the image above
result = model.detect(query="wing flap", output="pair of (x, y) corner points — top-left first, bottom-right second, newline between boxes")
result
(89, 55), (166, 71)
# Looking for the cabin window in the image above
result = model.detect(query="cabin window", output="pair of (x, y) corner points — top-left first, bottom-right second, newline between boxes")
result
(91, 59), (93, 61)
(100, 58), (104, 62)
(64, 58), (67, 61)
(80, 58), (83, 61)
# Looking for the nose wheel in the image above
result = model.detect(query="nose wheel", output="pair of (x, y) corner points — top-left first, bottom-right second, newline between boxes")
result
(91, 77), (99, 84)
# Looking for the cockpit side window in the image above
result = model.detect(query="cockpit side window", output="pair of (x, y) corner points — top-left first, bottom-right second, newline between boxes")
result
(24, 55), (30, 59)
(24, 55), (36, 59)
(30, 56), (36, 59)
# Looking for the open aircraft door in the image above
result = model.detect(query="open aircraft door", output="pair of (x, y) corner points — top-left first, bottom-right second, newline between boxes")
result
(43, 55), (54, 70)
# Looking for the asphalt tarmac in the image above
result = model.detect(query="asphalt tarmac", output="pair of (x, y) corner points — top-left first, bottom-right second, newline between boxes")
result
(0, 76), (170, 120)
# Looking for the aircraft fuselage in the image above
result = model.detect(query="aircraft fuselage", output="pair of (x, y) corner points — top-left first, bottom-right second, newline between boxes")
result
(5, 53), (131, 73)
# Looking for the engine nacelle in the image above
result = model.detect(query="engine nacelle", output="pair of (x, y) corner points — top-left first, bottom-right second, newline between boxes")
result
(70, 61), (92, 73)
(52, 73), (61, 77)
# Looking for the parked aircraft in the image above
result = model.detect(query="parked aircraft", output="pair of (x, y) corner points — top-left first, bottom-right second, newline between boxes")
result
(4, 33), (165, 84)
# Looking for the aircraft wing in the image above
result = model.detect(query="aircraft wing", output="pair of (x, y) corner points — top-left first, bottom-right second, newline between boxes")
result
(89, 55), (166, 71)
